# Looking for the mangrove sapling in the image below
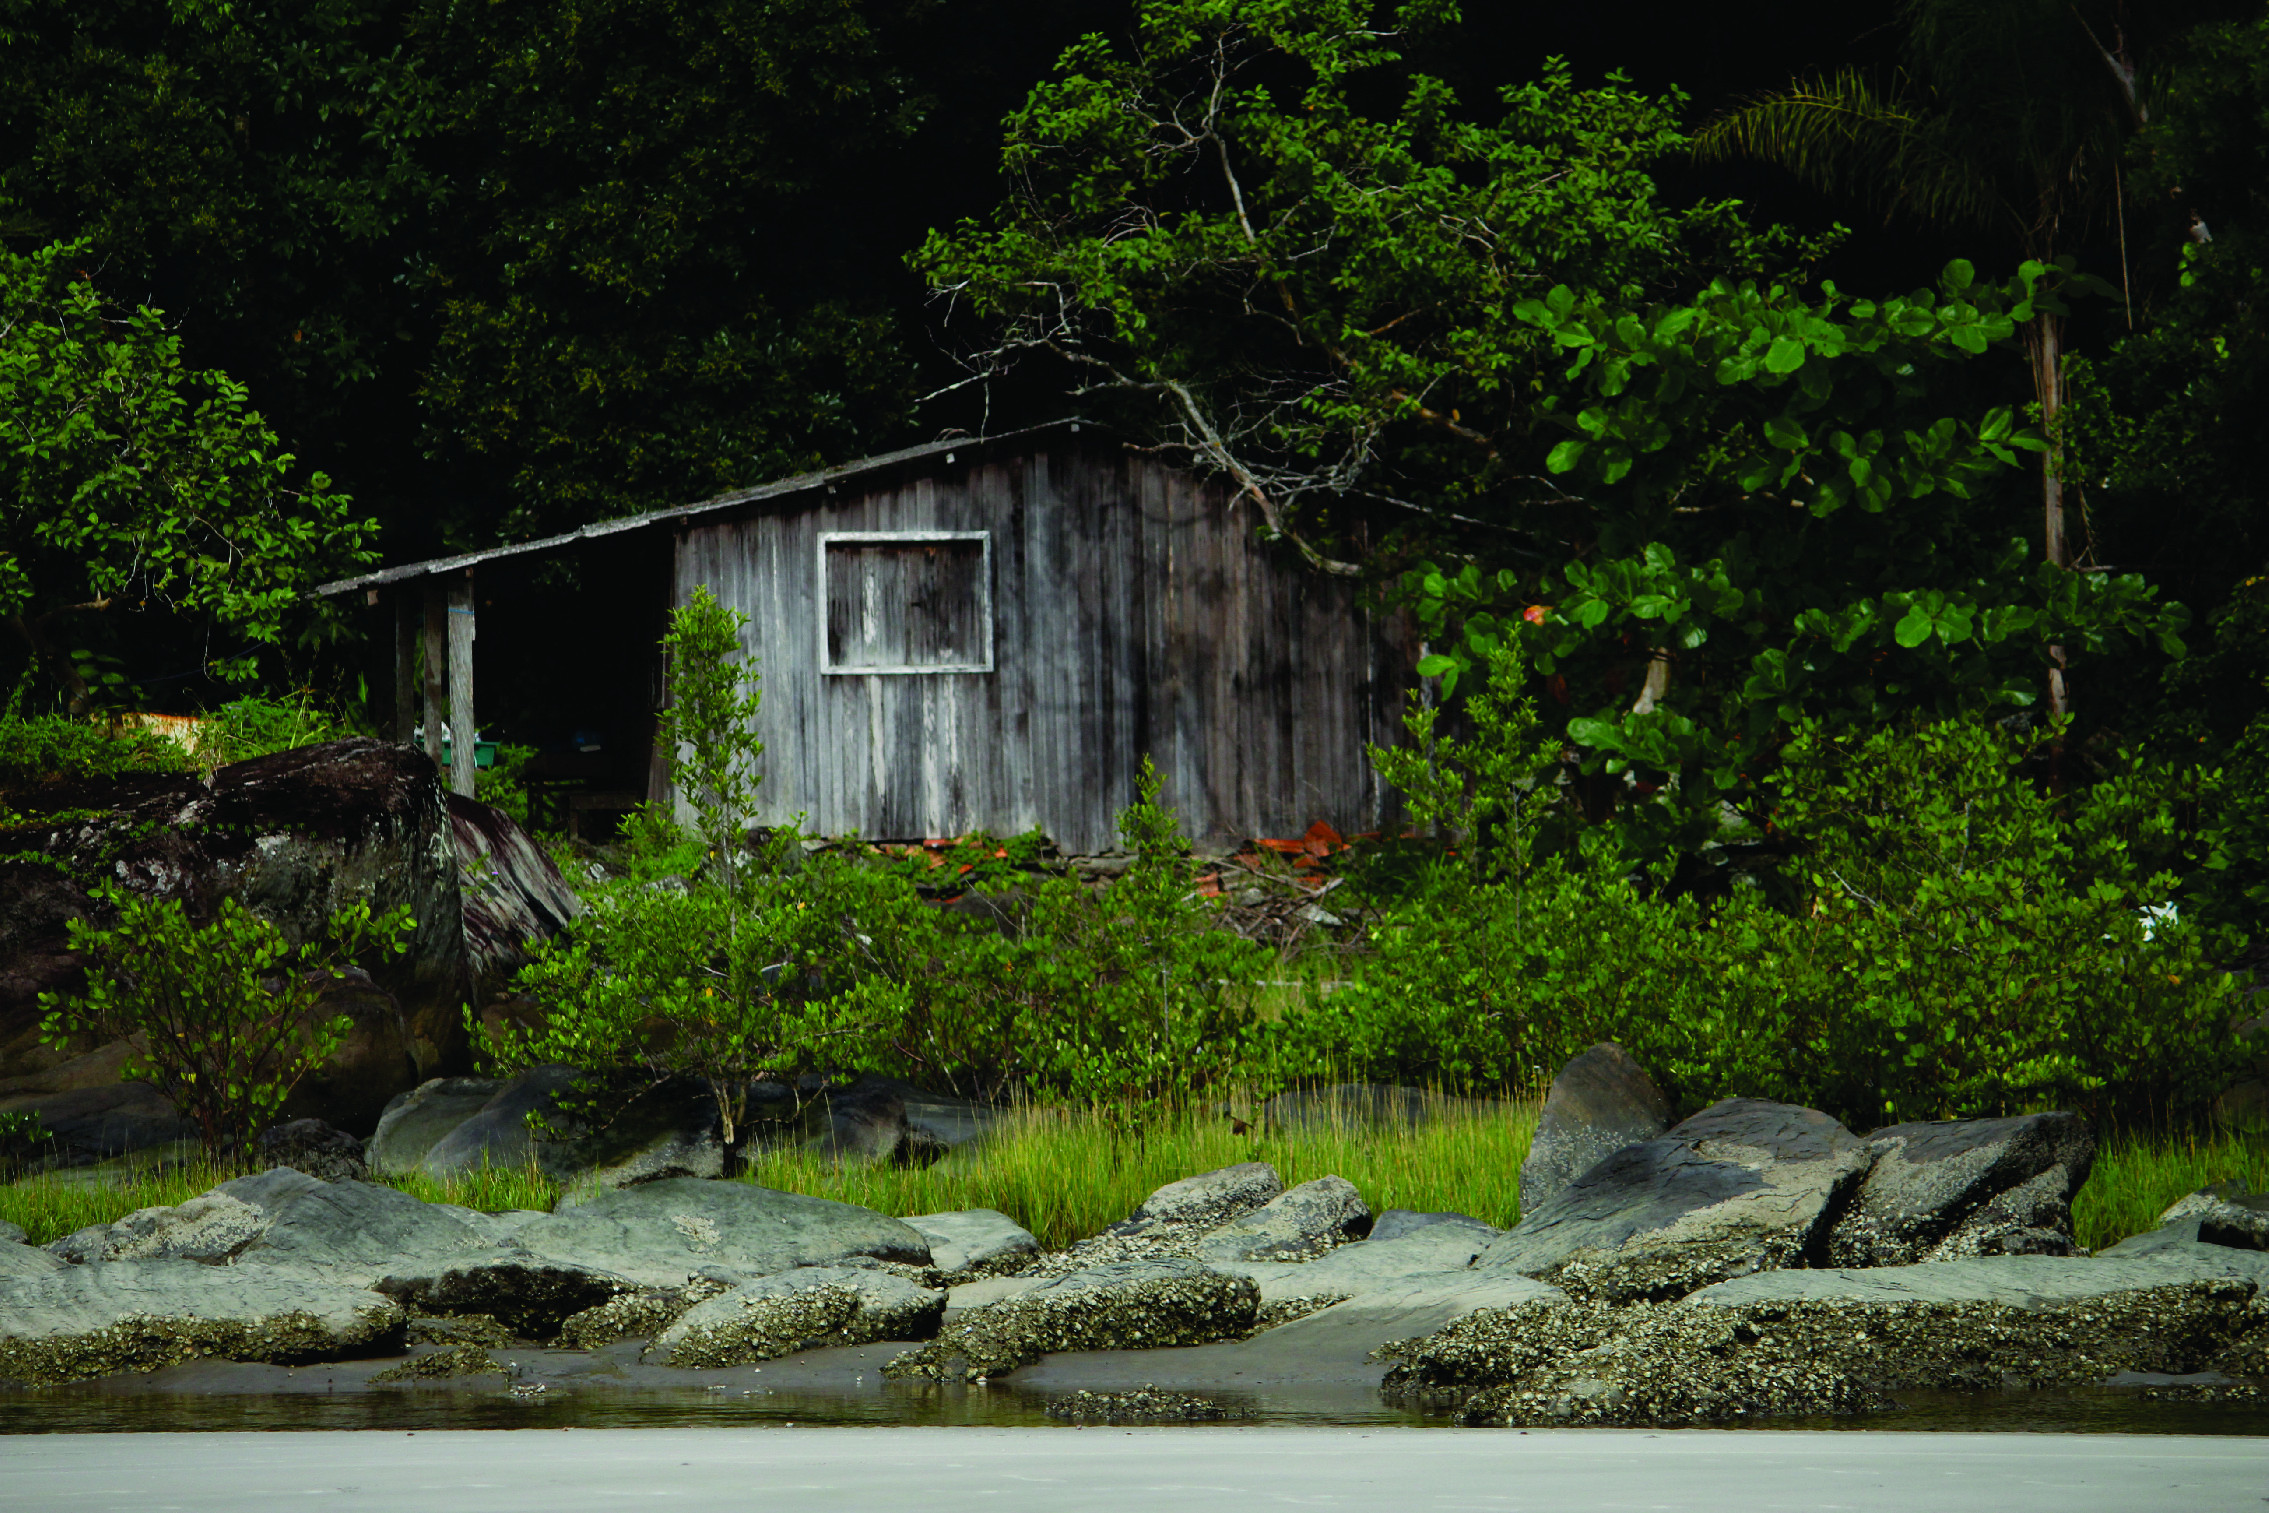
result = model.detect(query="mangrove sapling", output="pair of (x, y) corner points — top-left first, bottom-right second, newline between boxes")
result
(38, 888), (413, 1155)
(497, 586), (920, 1165)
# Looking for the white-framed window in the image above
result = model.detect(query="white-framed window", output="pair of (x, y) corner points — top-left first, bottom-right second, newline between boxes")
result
(818, 530), (994, 675)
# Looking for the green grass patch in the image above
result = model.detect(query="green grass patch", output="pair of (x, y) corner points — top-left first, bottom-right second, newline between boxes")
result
(2072, 1128), (2269, 1253)
(4, 1112), (2258, 1258)
(744, 1092), (1540, 1250)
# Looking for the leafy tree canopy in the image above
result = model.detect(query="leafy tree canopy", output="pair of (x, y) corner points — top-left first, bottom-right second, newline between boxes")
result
(919, 0), (2186, 870)
(0, 240), (376, 712)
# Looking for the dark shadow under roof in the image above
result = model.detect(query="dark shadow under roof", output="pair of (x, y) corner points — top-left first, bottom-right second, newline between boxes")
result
(312, 421), (1090, 598)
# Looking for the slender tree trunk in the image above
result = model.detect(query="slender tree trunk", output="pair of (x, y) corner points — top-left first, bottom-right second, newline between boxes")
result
(6, 609), (91, 717)
(2025, 312), (2073, 720)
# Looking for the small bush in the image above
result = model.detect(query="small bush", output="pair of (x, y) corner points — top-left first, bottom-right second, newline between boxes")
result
(189, 691), (351, 767)
(39, 889), (413, 1155)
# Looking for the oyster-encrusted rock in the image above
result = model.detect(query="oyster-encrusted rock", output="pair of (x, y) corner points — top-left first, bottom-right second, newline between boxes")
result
(370, 1343), (507, 1382)
(1477, 1097), (1873, 1302)
(650, 1266), (944, 1366)
(1388, 1255), (2264, 1427)
(1197, 1175), (1370, 1262)
(0, 1260), (404, 1385)
(1827, 1112), (2093, 1266)
(885, 1259), (1258, 1381)
(1114, 1163), (1283, 1235)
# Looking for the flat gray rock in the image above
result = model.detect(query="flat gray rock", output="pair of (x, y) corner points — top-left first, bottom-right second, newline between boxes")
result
(1197, 1175), (1369, 1262)
(1519, 1043), (1670, 1217)
(367, 1077), (502, 1176)
(1115, 1162), (1282, 1235)
(1687, 1252), (2263, 1308)
(496, 1177), (930, 1290)
(1214, 1225), (1499, 1305)
(886, 1258), (1258, 1381)
(0, 1237), (65, 1277)
(903, 1209), (1037, 1282)
(0, 1220), (25, 1245)
(650, 1266), (944, 1366)
(0, 1260), (404, 1385)
(235, 1179), (496, 1287)
(1478, 1097), (1872, 1302)
(1828, 1112), (2092, 1266)
(1368, 1209), (1500, 1244)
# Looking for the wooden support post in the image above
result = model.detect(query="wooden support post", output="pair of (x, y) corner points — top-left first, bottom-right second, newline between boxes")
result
(421, 580), (448, 770)
(392, 590), (418, 745)
(447, 571), (476, 799)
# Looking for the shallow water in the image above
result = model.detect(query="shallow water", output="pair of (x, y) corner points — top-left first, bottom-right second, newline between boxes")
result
(3, 1381), (2263, 1436)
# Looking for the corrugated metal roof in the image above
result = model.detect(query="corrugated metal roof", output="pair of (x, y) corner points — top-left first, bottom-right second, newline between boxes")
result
(312, 420), (1091, 598)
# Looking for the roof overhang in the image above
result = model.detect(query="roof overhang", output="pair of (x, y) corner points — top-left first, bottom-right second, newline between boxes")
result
(312, 420), (1094, 599)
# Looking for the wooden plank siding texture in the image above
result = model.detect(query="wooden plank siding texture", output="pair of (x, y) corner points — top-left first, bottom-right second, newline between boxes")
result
(671, 437), (1410, 854)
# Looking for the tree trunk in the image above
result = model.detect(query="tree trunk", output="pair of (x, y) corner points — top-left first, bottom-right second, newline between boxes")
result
(2026, 312), (2073, 720)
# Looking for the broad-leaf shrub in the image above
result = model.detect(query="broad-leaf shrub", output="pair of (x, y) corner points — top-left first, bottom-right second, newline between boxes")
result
(39, 890), (413, 1153)
(1272, 682), (2244, 1125)
(908, 760), (1268, 1107)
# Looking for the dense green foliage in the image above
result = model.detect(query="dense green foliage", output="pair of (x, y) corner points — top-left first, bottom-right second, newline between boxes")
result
(1266, 663), (2244, 1127)
(1, 240), (376, 712)
(39, 889), (413, 1153)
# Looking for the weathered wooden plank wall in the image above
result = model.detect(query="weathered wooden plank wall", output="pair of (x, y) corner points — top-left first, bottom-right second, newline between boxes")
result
(673, 437), (1409, 852)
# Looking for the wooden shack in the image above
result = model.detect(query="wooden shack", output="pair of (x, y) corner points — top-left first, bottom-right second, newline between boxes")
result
(319, 422), (1413, 853)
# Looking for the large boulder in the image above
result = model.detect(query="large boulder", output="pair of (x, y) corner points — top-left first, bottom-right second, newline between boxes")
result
(885, 1259), (1259, 1381)
(1519, 1043), (1671, 1218)
(649, 1266), (945, 1366)
(0, 1260), (404, 1385)
(0, 1082), (193, 1172)
(415, 1065), (582, 1178)
(1477, 1097), (1874, 1302)
(1213, 1224), (1505, 1310)
(367, 1077), (503, 1175)
(449, 794), (580, 993)
(1827, 1112), (2094, 1266)
(1196, 1175), (1370, 1262)
(0, 740), (474, 1133)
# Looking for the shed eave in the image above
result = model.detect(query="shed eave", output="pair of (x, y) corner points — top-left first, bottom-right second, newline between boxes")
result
(312, 419), (1093, 598)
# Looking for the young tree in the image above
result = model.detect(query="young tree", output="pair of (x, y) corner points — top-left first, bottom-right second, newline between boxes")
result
(0, 241), (377, 711)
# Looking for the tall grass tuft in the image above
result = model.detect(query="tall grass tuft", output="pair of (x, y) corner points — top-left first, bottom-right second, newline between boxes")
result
(0, 1159), (244, 1247)
(0, 1158), (562, 1246)
(744, 1092), (1539, 1250)
(2072, 1127), (2269, 1253)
